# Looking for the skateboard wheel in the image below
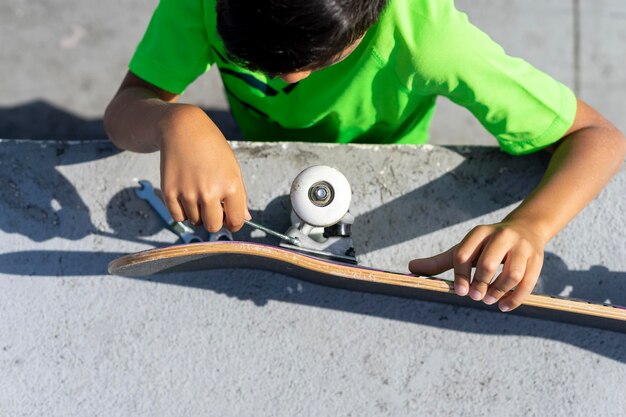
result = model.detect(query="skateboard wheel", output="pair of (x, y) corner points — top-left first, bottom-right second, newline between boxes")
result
(290, 165), (351, 227)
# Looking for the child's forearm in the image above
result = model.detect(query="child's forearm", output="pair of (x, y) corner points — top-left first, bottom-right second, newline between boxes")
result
(504, 103), (626, 242)
(104, 72), (220, 154)
(104, 85), (165, 152)
(104, 85), (200, 153)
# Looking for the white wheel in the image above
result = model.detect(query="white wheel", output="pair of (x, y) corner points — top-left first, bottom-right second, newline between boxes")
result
(290, 165), (351, 227)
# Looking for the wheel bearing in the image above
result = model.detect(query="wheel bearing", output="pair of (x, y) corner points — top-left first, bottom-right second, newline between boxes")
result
(308, 181), (334, 207)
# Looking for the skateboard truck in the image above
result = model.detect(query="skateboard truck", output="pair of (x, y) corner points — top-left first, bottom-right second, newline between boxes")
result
(280, 166), (357, 264)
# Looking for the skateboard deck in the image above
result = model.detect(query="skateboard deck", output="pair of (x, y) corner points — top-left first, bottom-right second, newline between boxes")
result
(108, 241), (626, 333)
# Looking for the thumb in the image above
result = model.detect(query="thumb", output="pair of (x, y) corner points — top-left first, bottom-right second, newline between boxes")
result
(408, 245), (457, 276)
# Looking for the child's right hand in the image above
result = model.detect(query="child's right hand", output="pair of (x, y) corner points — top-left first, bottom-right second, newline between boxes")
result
(104, 71), (249, 232)
(157, 104), (250, 232)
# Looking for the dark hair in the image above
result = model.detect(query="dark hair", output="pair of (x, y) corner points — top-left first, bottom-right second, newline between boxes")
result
(216, 0), (388, 74)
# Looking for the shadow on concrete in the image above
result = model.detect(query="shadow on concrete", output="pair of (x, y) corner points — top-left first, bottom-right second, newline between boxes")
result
(538, 252), (626, 306)
(120, 266), (625, 362)
(354, 147), (550, 254)
(0, 138), (118, 242)
(0, 100), (106, 140)
(0, 160), (173, 245)
(0, 251), (127, 276)
(0, 100), (241, 140)
(0, 248), (623, 362)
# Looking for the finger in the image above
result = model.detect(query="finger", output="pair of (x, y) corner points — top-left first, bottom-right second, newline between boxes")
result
(470, 237), (511, 301)
(163, 193), (187, 222)
(482, 250), (528, 305)
(222, 186), (247, 232)
(453, 253), (473, 297)
(244, 190), (252, 221)
(498, 254), (543, 312)
(408, 246), (456, 276)
(453, 227), (491, 297)
(179, 193), (201, 225)
(200, 199), (225, 233)
(243, 187), (252, 221)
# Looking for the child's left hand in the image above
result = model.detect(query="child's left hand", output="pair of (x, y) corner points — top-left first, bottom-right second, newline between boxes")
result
(408, 220), (546, 312)
(409, 99), (626, 312)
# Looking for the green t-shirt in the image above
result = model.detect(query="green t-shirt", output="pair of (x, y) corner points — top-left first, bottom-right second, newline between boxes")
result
(129, 0), (577, 154)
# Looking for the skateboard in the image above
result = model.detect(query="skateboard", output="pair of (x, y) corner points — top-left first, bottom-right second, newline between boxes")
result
(109, 166), (626, 333)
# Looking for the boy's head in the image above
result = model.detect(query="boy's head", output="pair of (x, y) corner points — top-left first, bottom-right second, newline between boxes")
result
(216, 0), (388, 79)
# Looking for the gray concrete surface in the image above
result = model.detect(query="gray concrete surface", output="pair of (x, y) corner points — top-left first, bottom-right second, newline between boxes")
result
(2, 0), (626, 414)
(1, 0), (625, 142)
(0, 140), (625, 416)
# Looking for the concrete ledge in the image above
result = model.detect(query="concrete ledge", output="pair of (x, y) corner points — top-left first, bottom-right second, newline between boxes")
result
(0, 140), (624, 415)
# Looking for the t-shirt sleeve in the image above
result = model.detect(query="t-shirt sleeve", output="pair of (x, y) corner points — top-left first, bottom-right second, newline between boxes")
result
(410, 1), (577, 155)
(129, 0), (214, 94)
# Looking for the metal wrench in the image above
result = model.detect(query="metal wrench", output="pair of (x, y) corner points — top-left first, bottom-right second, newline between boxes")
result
(134, 180), (205, 244)
(135, 180), (296, 245)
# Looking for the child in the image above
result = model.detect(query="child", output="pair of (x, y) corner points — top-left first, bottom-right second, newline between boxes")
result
(104, 0), (625, 312)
